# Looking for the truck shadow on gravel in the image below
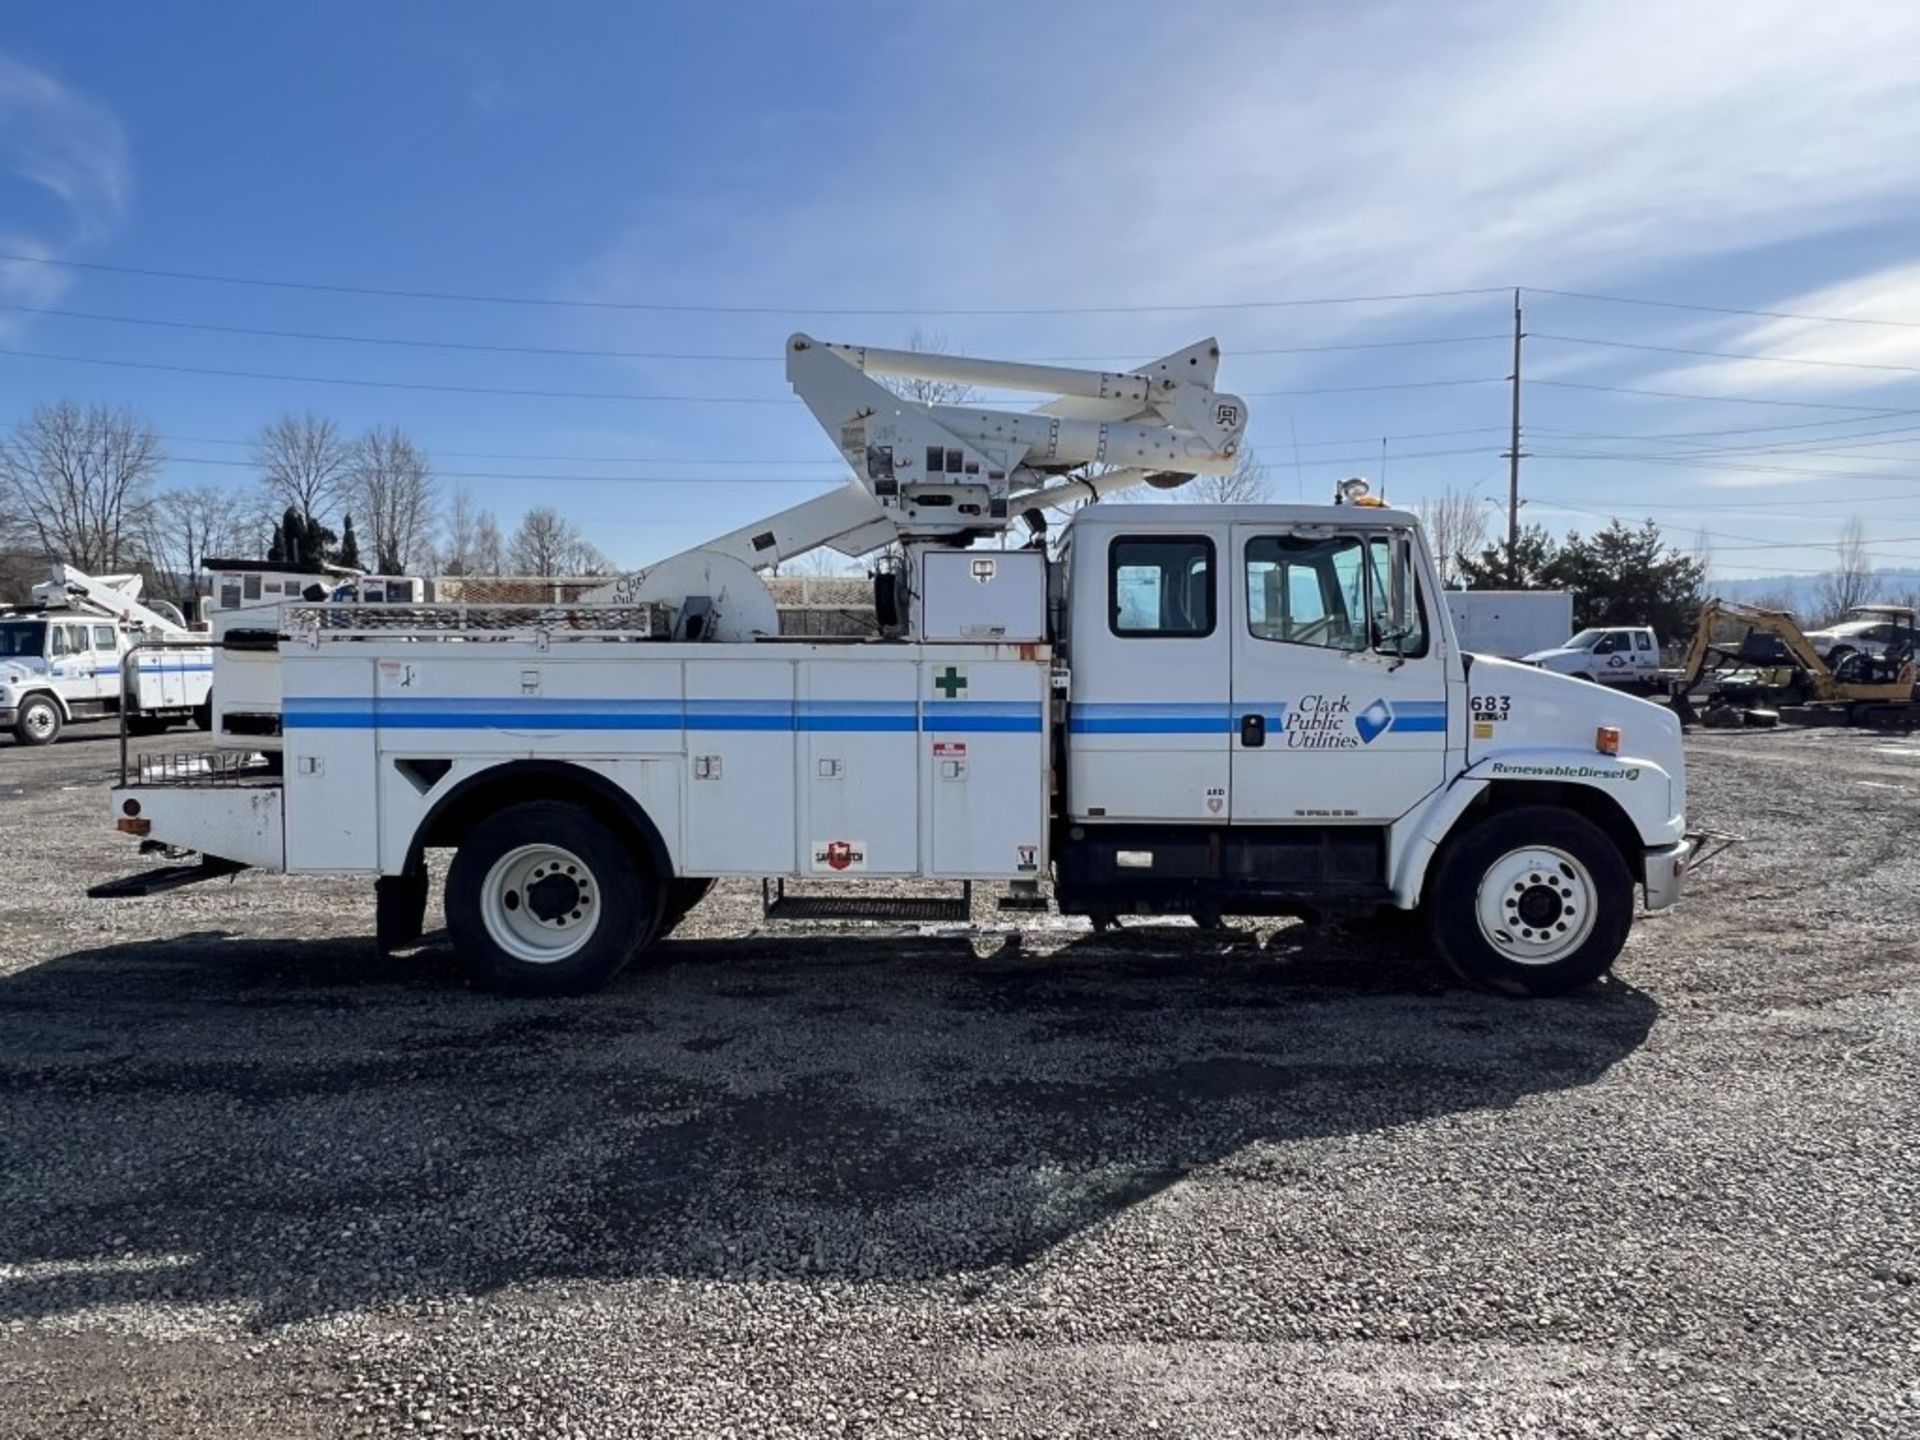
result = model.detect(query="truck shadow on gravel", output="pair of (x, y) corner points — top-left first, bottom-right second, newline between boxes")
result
(0, 924), (1657, 1328)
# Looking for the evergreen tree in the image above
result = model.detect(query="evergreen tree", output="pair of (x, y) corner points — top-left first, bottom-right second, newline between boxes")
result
(1457, 524), (1560, 590)
(337, 514), (362, 571)
(284, 506), (309, 565)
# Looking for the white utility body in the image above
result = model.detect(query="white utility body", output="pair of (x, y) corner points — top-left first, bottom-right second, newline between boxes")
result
(1525, 625), (1663, 689)
(1, 565), (212, 746)
(100, 335), (1696, 997)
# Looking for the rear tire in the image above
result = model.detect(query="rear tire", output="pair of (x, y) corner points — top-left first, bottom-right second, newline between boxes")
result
(445, 801), (659, 996)
(126, 715), (169, 737)
(1427, 806), (1633, 997)
(13, 694), (61, 746)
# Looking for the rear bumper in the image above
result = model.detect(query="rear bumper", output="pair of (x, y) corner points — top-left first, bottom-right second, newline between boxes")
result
(1643, 837), (1693, 911)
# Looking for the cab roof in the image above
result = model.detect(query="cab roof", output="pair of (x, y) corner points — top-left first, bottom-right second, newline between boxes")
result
(1064, 501), (1418, 531)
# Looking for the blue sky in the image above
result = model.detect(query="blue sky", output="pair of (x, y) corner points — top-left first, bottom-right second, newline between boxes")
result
(6, 1), (1920, 580)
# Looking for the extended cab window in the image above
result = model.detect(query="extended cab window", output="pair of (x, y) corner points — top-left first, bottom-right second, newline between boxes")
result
(1109, 536), (1214, 637)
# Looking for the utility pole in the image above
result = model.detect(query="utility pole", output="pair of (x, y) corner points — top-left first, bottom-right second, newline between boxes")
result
(1504, 288), (1525, 582)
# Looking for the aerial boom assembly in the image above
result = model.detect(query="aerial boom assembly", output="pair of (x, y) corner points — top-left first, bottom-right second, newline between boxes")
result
(590, 335), (1247, 638)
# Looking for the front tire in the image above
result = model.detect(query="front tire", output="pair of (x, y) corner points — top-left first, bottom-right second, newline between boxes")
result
(13, 694), (61, 746)
(1427, 806), (1633, 997)
(445, 801), (659, 996)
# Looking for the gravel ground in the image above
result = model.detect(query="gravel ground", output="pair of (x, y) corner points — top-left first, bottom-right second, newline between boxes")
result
(0, 724), (1916, 1438)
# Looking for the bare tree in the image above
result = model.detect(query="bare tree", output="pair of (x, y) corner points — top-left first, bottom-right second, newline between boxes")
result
(0, 401), (162, 571)
(507, 505), (611, 576)
(440, 486), (479, 575)
(1813, 517), (1879, 623)
(472, 508), (505, 575)
(882, 329), (976, 408)
(1184, 445), (1271, 505)
(351, 427), (437, 573)
(1415, 487), (1493, 587)
(254, 413), (352, 525)
(146, 483), (259, 609)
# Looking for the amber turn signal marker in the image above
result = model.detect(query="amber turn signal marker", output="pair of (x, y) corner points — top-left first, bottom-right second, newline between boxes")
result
(116, 817), (151, 836)
(1595, 725), (1621, 756)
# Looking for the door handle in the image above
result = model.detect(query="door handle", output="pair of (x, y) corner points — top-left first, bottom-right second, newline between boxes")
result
(1239, 713), (1266, 747)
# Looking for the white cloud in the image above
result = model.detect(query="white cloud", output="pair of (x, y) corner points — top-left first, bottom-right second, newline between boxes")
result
(574, 0), (1920, 360)
(0, 52), (130, 338)
(1643, 260), (1920, 396)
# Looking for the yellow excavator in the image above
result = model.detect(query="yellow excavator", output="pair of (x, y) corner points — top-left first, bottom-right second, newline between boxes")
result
(1672, 599), (1918, 729)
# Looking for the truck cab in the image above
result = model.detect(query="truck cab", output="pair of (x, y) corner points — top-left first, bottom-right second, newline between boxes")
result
(1524, 625), (1661, 690)
(1053, 505), (1689, 995)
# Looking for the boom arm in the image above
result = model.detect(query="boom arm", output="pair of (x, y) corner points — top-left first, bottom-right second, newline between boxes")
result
(30, 565), (189, 635)
(585, 335), (1250, 631)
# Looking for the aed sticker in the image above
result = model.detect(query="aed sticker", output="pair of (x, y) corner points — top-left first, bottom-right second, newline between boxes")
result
(933, 740), (967, 758)
(1205, 785), (1226, 815)
(1017, 844), (1038, 872)
(811, 839), (869, 873)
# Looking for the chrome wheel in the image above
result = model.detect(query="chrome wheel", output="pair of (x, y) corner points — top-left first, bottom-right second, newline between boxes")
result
(1474, 845), (1599, 966)
(480, 843), (600, 965)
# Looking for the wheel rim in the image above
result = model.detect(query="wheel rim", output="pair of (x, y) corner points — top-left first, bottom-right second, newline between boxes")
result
(1474, 845), (1600, 965)
(22, 704), (55, 740)
(480, 843), (601, 965)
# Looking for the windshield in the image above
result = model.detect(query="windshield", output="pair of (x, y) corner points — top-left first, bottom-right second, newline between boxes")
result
(1564, 628), (1604, 651)
(0, 621), (48, 659)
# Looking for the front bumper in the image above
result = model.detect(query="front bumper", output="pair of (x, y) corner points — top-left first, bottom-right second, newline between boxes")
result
(0, 706), (14, 728)
(1643, 837), (1694, 910)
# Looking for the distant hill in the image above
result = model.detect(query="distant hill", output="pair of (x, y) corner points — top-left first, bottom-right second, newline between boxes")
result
(1711, 569), (1920, 621)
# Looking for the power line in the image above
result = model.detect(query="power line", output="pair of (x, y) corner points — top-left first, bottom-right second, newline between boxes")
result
(1, 419), (1509, 467)
(0, 251), (1509, 316)
(1531, 448), (1920, 484)
(1535, 331), (1920, 376)
(0, 301), (1509, 364)
(1531, 410), (1920, 443)
(1529, 422), (1920, 463)
(1527, 378), (1920, 413)
(1541, 499), (1920, 563)
(1526, 286), (1920, 332)
(0, 345), (1503, 403)
(150, 441), (1501, 485)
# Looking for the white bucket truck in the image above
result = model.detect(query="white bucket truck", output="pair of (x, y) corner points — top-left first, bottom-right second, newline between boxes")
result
(1, 565), (213, 745)
(96, 335), (1697, 997)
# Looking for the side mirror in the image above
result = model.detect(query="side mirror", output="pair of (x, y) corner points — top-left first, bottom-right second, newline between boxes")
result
(1389, 535), (1409, 637)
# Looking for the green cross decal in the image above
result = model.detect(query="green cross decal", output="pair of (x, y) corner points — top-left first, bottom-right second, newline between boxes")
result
(933, 665), (968, 699)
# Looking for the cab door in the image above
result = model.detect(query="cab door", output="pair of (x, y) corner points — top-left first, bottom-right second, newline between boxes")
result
(1065, 530), (1230, 823)
(1629, 628), (1659, 682)
(86, 623), (123, 707)
(1227, 525), (1451, 823)
(47, 623), (106, 707)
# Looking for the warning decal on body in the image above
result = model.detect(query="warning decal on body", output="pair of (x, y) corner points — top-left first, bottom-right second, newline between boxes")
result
(810, 840), (869, 873)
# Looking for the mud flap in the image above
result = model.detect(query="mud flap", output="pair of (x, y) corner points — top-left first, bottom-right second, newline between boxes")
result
(375, 870), (429, 955)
